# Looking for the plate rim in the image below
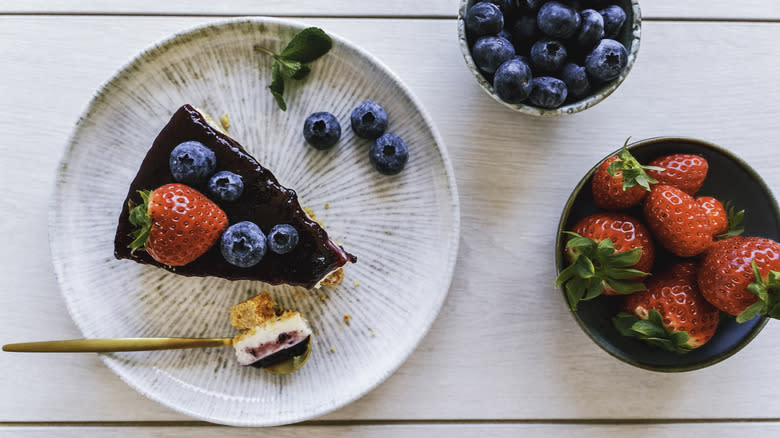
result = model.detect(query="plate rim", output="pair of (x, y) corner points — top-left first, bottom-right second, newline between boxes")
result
(48, 16), (461, 426)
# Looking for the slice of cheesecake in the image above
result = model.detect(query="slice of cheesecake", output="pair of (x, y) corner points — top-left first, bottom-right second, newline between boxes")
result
(113, 104), (355, 289)
(230, 292), (312, 368)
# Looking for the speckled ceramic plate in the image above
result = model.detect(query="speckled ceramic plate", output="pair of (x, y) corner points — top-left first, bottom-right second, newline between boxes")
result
(49, 17), (459, 426)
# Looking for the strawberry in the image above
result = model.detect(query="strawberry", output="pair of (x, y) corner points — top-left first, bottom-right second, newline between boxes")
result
(646, 153), (708, 195)
(129, 183), (228, 266)
(556, 213), (654, 309)
(614, 262), (720, 352)
(698, 236), (780, 320)
(591, 140), (664, 210)
(696, 197), (745, 240)
(696, 196), (727, 235)
(642, 184), (713, 257)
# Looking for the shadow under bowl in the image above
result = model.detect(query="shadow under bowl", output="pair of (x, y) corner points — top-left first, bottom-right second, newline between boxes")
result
(457, 0), (641, 116)
(555, 137), (778, 371)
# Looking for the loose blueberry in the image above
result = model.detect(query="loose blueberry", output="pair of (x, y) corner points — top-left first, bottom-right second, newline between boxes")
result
(169, 141), (216, 185)
(465, 2), (504, 37)
(529, 76), (568, 108)
(207, 170), (244, 202)
(577, 9), (605, 48)
(303, 112), (341, 150)
(530, 38), (567, 73)
(220, 221), (267, 268)
(493, 58), (533, 104)
(472, 36), (516, 74)
(560, 63), (590, 99)
(267, 224), (300, 255)
(537, 1), (580, 39)
(600, 5), (627, 38)
(350, 101), (388, 139)
(585, 38), (628, 82)
(370, 134), (409, 176)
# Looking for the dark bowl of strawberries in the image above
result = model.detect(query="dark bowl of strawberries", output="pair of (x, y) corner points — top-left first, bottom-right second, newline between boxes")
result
(556, 137), (780, 371)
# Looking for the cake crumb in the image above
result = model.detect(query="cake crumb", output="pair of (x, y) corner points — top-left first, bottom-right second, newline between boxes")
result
(371, 332), (376, 337)
(330, 347), (336, 353)
(320, 267), (344, 286)
(319, 295), (327, 302)
(343, 314), (351, 325)
(324, 203), (330, 209)
(303, 206), (323, 226)
(353, 280), (359, 287)
(294, 291), (302, 298)
(220, 113), (230, 130)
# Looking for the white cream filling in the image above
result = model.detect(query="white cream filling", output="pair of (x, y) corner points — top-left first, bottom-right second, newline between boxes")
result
(234, 313), (312, 366)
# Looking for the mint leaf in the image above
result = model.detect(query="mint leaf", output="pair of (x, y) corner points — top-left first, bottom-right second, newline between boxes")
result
(290, 64), (311, 80)
(278, 58), (305, 79)
(268, 61), (286, 111)
(280, 27), (333, 63)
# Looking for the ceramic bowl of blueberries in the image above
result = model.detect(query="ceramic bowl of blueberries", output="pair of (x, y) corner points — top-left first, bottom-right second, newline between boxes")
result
(555, 137), (780, 371)
(458, 0), (641, 115)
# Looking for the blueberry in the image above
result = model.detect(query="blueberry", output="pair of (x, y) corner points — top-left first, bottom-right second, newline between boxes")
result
(471, 36), (516, 74)
(486, 0), (518, 21)
(537, 2), (580, 39)
(600, 5), (627, 38)
(530, 38), (567, 73)
(560, 63), (590, 99)
(303, 112), (341, 150)
(350, 101), (388, 139)
(169, 141), (216, 185)
(493, 58), (533, 104)
(518, 0), (545, 10)
(465, 2), (504, 37)
(370, 134), (409, 175)
(511, 15), (538, 42)
(207, 170), (244, 202)
(497, 29), (513, 42)
(529, 76), (568, 108)
(577, 9), (605, 48)
(267, 224), (300, 255)
(585, 38), (628, 82)
(220, 221), (267, 268)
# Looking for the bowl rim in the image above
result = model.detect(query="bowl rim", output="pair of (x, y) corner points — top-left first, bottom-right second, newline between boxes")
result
(555, 136), (774, 372)
(457, 0), (642, 116)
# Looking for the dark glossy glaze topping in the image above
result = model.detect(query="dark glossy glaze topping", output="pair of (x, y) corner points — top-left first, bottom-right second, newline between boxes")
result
(114, 105), (355, 288)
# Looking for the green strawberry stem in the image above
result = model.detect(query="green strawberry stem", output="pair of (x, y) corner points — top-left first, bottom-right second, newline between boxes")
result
(555, 231), (649, 310)
(128, 190), (153, 252)
(716, 201), (745, 240)
(736, 261), (780, 323)
(607, 138), (665, 191)
(613, 309), (692, 354)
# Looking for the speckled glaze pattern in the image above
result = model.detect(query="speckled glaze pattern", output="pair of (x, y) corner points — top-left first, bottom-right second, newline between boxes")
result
(49, 17), (460, 426)
(457, 0), (642, 116)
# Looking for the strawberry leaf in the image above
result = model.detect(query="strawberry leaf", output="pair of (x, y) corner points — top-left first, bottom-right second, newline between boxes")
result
(612, 309), (692, 354)
(737, 301), (766, 323)
(606, 138), (663, 192)
(716, 201), (745, 239)
(128, 190), (153, 253)
(557, 232), (648, 309)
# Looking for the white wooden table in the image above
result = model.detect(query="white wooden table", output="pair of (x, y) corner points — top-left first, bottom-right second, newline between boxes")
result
(4, 1), (780, 436)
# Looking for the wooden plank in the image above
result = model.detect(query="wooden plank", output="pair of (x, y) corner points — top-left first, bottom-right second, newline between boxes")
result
(2, 423), (780, 437)
(0, 1), (780, 20)
(3, 16), (780, 423)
